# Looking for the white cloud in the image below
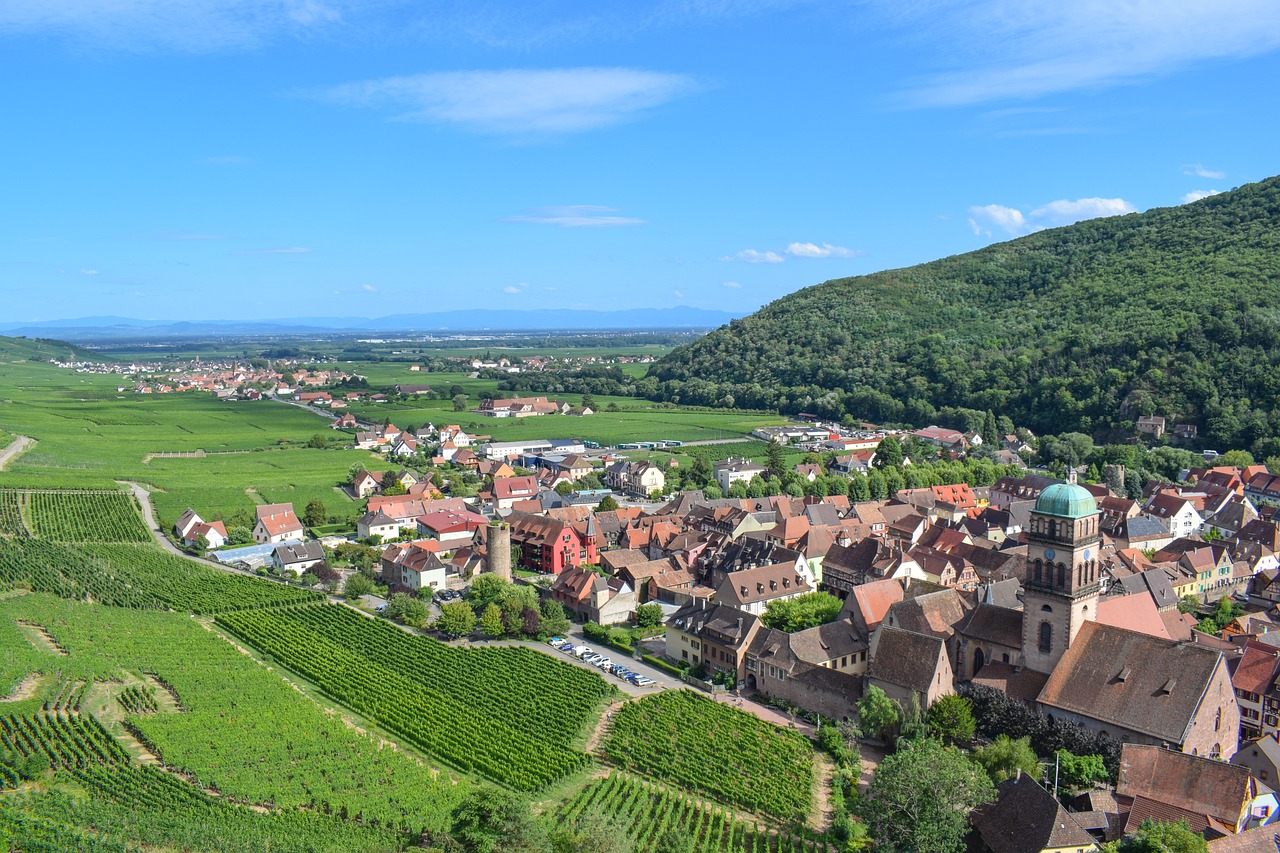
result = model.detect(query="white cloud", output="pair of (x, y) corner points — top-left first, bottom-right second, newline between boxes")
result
(722, 249), (785, 264)
(79, 269), (99, 276)
(968, 197), (1135, 236)
(359, 283), (377, 293)
(785, 241), (861, 259)
(245, 247), (311, 254)
(1183, 163), (1226, 179)
(0, 0), (345, 51)
(673, 290), (684, 300)
(503, 283), (527, 295)
(722, 280), (741, 288)
(894, 1), (1280, 106)
(502, 205), (645, 227)
(1181, 189), (1222, 204)
(319, 67), (699, 135)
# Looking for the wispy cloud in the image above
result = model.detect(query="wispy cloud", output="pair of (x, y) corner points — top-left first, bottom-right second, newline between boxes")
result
(79, 269), (99, 276)
(243, 247), (312, 254)
(502, 205), (645, 227)
(785, 241), (861, 259)
(673, 290), (684, 300)
(138, 232), (223, 241)
(360, 283), (377, 293)
(317, 67), (700, 135)
(0, 0), (345, 51)
(503, 284), (525, 295)
(895, 1), (1280, 106)
(722, 249), (785, 264)
(968, 196), (1135, 236)
(1183, 163), (1226, 179)
(722, 281), (741, 288)
(1181, 189), (1222, 204)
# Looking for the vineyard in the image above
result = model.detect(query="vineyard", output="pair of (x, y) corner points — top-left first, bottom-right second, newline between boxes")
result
(219, 605), (609, 790)
(1, 594), (466, 832)
(117, 684), (160, 714)
(0, 710), (407, 852)
(559, 774), (834, 853)
(603, 691), (815, 820)
(23, 490), (153, 543)
(0, 537), (321, 613)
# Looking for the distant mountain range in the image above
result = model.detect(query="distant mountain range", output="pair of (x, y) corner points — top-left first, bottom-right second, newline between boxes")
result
(0, 307), (738, 340)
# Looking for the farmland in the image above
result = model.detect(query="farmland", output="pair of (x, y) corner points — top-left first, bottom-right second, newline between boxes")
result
(559, 774), (833, 853)
(1, 593), (465, 832)
(219, 604), (611, 789)
(604, 691), (816, 821)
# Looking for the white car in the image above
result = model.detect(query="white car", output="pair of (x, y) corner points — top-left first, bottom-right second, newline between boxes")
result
(574, 647), (594, 659)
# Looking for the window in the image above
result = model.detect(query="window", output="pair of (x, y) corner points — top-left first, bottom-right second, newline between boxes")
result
(1039, 621), (1053, 654)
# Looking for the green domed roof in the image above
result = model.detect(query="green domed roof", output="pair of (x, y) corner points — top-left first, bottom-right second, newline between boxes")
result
(1035, 482), (1097, 518)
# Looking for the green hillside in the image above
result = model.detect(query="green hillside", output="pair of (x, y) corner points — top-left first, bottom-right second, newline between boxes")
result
(646, 176), (1280, 453)
(0, 334), (99, 363)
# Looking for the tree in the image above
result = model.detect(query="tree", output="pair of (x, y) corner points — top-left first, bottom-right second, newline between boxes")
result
(521, 606), (541, 637)
(303, 499), (328, 528)
(867, 469), (888, 500)
(479, 602), (506, 637)
(857, 685), (900, 742)
(347, 463), (367, 485)
(760, 592), (843, 632)
(652, 829), (696, 853)
(875, 436), (903, 469)
(926, 694), (976, 744)
(468, 574), (512, 611)
(1112, 818), (1207, 853)
(765, 440), (786, 480)
(863, 738), (996, 853)
(451, 787), (550, 853)
(227, 525), (253, 545)
(981, 410), (999, 448)
(972, 734), (1041, 783)
(727, 481), (749, 499)
(385, 592), (429, 628)
(634, 603), (664, 629)
(596, 496), (620, 512)
(581, 392), (596, 410)
(437, 600), (477, 636)
(848, 471), (871, 502)
(453, 394), (468, 412)
(343, 572), (375, 601)
(555, 480), (574, 496)
(689, 454), (713, 488)
(1054, 749), (1109, 789)
(539, 599), (571, 637)
(551, 812), (634, 853)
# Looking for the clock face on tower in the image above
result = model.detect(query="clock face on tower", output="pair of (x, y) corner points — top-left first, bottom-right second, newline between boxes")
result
(1084, 549), (1091, 561)
(1044, 548), (1056, 560)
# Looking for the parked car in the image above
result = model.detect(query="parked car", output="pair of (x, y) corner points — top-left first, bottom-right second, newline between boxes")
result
(560, 644), (577, 655)
(574, 647), (594, 658)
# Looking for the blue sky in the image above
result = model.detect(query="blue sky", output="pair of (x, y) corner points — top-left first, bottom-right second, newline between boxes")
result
(2, 1), (1279, 323)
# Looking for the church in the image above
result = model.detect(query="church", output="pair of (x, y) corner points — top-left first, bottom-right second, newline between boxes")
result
(958, 479), (1240, 759)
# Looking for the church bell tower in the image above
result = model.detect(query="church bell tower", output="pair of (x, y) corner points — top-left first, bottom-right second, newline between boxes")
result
(1021, 477), (1102, 674)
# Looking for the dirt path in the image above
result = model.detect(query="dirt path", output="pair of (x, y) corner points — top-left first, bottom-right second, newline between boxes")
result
(584, 700), (626, 756)
(1, 674), (41, 702)
(809, 752), (835, 831)
(15, 620), (68, 655)
(0, 435), (33, 471)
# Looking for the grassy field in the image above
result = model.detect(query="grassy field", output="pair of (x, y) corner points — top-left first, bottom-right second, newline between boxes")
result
(0, 351), (785, 526)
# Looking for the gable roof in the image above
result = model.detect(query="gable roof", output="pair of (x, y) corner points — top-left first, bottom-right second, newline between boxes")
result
(1117, 744), (1252, 833)
(1037, 621), (1228, 745)
(714, 562), (811, 607)
(867, 626), (947, 693)
(958, 603), (1024, 648)
(970, 775), (1098, 853)
(882, 588), (971, 639)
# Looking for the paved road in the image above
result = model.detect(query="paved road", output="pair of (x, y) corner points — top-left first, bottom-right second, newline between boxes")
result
(678, 437), (751, 447)
(0, 435), (34, 471)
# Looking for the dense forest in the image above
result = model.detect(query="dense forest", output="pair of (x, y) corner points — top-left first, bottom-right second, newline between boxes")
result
(644, 176), (1280, 455)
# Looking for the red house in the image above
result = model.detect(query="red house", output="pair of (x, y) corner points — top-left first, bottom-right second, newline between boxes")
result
(506, 510), (597, 574)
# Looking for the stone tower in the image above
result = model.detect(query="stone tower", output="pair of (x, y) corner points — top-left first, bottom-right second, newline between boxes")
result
(1021, 477), (1102, 674)
(487, 520), (512, 581)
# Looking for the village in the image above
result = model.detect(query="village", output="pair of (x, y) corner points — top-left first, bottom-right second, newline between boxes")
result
(162, 398), (1280, 852)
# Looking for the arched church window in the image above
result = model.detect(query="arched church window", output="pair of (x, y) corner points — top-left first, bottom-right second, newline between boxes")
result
(1039, 621), (1052, 653)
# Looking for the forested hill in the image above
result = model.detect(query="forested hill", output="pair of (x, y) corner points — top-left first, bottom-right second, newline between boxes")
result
(645, 175), (1280, 454)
